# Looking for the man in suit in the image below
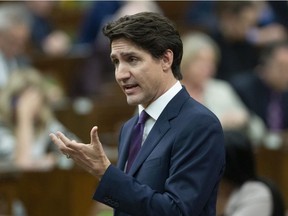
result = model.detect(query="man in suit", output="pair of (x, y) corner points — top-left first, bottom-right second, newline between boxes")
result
(50, 12), (225, 215)
(230, 40), (288, 148)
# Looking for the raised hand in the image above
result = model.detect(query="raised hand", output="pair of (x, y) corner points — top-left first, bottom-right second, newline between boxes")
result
(49, 126), (111, 177)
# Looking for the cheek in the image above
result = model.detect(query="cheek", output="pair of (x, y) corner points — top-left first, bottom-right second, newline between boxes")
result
(137, 64), (158, 83)
(138, 68), (162, 98)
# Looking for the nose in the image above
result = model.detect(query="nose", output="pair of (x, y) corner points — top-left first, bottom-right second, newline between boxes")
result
(115, 62), (131, 81)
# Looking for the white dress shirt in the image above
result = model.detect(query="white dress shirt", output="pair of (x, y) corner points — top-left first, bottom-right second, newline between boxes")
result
(138, 81), (182, 144)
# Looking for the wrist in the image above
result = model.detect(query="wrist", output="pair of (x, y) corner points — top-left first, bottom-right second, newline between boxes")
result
(98, 163), (111, 181)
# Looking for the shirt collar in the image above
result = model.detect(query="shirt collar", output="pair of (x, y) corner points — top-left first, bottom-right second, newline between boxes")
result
(138, 81), (182, 121)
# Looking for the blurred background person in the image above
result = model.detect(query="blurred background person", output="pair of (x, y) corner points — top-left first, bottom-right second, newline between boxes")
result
(210, 1), (262, 81)
(230, 40), (288, 149)
(203, 1), (287, 82)
(217, 130), (285, 216)
(245, 1), (288, 47)
(180, 31), (265, 144)
(0, 3), (31, 89)
(0, 67), (75, 170)
(184, 1), (288, 41)
(24, 0), (71, 57)
(75, 1), (123, 47)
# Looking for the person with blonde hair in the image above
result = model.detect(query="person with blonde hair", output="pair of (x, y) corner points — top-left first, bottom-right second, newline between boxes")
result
(181, 32), (249, 129)
(181, 31), (265, 144)
(0, 3), (31, 88)
(0, 67), (74, 170)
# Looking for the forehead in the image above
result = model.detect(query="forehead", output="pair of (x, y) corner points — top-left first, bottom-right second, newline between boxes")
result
(110, 38), (146, 58)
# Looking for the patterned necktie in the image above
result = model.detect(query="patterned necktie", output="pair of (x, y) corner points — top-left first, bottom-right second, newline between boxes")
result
(267, 92), (283, 131)
(126, 110), (150, 172)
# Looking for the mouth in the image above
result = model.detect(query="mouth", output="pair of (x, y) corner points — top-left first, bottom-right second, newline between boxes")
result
(122, 83), (139, 94)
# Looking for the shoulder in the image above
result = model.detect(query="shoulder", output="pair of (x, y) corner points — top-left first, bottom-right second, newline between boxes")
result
(225, 181), (273, 216)
(185, 93), (221, 123)
(173, 96), (223, 145)
(240, 181), (272, 198)
(230, 181), (272, 207)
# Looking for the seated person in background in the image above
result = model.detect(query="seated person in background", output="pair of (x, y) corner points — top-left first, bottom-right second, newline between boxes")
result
(217, 130), (286, 216)
(184, 1), (287, 46)
(0, 2), (31, 89)
(230, 40), (288, 149)
(0, 68), (75, 170)
(180, 32), (265, 144)
(75, 1), (123, 46)
(24, 1), (71, 57)
(209, 1), (261, 81)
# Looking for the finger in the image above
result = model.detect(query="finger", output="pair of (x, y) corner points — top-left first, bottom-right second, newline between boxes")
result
(56, 131), (74, 147)
(50, 133), (71, 157)
(50, 133), (78, 158)
(90, 126), (100, 145)
(49, 133), (66, 149)
(90, 126), (106, 154)
(55, 131), (81, 152)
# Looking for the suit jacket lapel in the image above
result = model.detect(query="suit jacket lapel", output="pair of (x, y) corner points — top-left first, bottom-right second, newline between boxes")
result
(128, 115), (171, 175)
(117, 116), (138, 170)
(128, 88), (190, 175)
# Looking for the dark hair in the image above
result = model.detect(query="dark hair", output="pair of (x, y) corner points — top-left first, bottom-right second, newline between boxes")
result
(223, 130), (256, 186)
(102, 12), (183, 80)
(259, 40), (288, 66)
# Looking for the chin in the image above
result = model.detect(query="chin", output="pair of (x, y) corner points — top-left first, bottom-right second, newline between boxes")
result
(126, 94), (150, 107)
(126, 97), (139, 106)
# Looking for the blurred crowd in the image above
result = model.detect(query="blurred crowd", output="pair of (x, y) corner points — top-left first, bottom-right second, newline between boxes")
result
(0, 1), (287, 216)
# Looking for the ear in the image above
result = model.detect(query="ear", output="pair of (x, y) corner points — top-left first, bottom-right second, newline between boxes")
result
(161, 49), (173, 72)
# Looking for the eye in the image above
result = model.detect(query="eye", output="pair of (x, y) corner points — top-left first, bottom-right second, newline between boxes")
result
(128, 56), (138, 63)
(112, 58), (119, 66)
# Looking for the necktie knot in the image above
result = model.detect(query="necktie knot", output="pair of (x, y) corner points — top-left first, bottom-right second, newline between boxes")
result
(138, 110), (150, 125)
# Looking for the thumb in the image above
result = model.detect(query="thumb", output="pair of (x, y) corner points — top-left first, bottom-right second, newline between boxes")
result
(90, 126), (100, 146)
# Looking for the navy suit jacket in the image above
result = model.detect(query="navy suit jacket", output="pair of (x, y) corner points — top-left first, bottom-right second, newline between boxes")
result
(230, 72), (288, 129)
(94, 88), (225, 216)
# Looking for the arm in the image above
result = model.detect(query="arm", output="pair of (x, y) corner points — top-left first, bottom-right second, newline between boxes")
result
(15, 87), (56, 169)
(14, 88), (40, 166)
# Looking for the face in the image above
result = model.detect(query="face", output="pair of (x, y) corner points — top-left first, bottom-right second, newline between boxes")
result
(221, 5), (259, 40)
(0, 24), (30, 59)
(183, 47), (216, 87)
(111, 38), (171, 108)
(265, 47), (288, 91)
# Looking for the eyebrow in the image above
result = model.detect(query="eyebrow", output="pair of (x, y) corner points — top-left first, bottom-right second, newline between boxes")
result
(110, 51), (138, 60)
